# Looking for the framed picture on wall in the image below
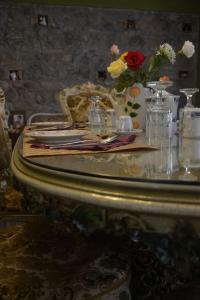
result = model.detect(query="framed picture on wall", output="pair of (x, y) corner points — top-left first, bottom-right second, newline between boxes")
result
(38, 15), (48, 26)
(9, 110), (26, 129)
(8, 110), (26, 148)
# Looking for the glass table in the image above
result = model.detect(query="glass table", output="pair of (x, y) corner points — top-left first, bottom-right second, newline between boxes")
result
(10, 133), (200, 298)
(11, 134), (200, 221)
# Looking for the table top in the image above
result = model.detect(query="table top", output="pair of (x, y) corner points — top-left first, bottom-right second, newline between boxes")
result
(11, 133), (200, 218)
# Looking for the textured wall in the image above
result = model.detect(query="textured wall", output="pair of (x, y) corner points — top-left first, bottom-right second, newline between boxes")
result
(0, 3), (199, 118)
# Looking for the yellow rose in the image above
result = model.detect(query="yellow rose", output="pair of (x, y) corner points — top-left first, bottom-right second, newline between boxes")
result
(120, 52), (128, 62)
(107, 59), (127, 78)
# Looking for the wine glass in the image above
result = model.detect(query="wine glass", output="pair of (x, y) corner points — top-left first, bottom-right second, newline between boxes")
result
(147, 81), (173, 105)
(179, 88), (199, 134)
(178, 136), (200, 181)
(180, 88), (199, 108)
(179, 160), (198, 181)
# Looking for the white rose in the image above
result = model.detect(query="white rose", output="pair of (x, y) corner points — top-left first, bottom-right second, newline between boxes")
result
(181, 41), (195, 58)
(157, 43), (176, 64)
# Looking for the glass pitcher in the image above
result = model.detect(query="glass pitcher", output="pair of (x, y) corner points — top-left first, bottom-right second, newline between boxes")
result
(88, 95), (106, 134)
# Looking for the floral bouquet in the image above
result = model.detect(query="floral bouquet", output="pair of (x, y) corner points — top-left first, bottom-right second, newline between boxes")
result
(108, 41), (195, 91)
(107, 41), (195, 120)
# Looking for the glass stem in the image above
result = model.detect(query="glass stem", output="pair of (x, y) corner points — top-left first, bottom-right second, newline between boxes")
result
(156, 90), (162, 105)
(186, 95), (192, 107)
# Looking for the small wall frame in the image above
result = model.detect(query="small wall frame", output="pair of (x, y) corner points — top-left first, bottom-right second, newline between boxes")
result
(9, 70), (23, 81)
(38, 15), (48, 26)
(9, 110), (26, 129)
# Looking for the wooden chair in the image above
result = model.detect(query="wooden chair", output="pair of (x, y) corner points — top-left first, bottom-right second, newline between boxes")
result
(26, 112), (68, 125)
(59, 82), (113, 124)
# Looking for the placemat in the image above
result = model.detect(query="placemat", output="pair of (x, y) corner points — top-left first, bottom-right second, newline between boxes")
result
(22, 135), (157, 157)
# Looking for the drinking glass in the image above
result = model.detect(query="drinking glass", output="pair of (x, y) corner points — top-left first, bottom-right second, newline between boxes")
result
(181, 107), (200, 138)
(106, 109), (116, 132)
(146, 81), (173, 141)
(180, 88), (199, 108)
(179, 88), (199, 133)
(117, 115), (133, 132)
(178, 137), (199, 181)
(147, 81), (173, 103)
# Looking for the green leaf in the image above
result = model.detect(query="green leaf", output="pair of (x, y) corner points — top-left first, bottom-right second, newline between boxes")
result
(132, 103), (141, 109)
(148, 56), (155, 72)
(130, 112), (137, 118)
(115, 82), (125, 92)
(127, 101), (132, 107)
(124, 107), (128, 112)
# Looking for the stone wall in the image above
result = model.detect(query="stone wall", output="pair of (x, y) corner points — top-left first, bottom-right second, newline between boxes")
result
(0, 2), (199, 119)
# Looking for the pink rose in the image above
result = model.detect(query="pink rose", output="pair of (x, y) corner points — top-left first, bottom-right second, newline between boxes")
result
(110, 44), (120, 56)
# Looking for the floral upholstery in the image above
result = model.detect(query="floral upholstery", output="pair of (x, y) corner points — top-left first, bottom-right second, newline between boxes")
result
(26, 112), (68, 125)
(59, 82), (113, 123)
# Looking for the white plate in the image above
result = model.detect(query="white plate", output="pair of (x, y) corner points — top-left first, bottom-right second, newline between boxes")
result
(25, 129), (89, 143)
(117, 129), (143, 134)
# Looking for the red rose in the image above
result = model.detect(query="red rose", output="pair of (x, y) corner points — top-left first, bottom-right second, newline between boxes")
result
(124, 51), (145, 71)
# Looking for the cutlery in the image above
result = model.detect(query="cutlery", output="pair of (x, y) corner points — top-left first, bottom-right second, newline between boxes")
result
(101, 135), (118, 144)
